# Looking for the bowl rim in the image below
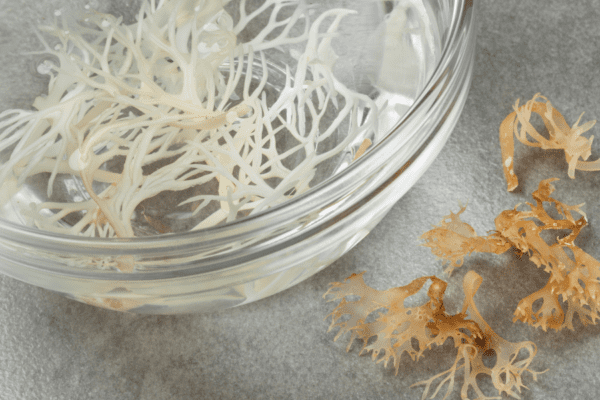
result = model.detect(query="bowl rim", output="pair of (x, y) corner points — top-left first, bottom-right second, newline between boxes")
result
(0, 0), (474, 265)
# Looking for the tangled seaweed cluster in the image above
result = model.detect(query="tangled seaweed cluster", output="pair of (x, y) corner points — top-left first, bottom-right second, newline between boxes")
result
(0, 0), (378, 237)
(324, 271), (543, 400)
(323, 94), (600, 399)
(423, 178), (599, 332)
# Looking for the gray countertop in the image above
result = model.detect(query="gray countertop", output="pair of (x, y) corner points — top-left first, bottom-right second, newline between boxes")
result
(2, 1), (600, 399)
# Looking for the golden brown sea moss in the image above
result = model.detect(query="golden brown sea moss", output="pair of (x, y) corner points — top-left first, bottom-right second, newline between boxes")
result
(324, 271), (542, 400)
(422, 178), (600, 331)
(500, 93), (597, 191)
(421, 204), (511, 274)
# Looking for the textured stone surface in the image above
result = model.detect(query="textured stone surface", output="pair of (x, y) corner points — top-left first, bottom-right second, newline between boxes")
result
(2, 1), (600, 399)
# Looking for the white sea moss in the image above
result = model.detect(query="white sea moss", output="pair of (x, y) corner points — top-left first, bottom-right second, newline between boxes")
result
(0, 0), (378, 237)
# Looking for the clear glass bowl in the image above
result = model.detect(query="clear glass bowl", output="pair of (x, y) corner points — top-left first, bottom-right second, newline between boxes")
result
(0, 0), (477, 313)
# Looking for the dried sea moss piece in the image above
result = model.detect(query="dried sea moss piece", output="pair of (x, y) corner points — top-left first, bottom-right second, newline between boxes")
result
(421, 204), (511, 274)
(422, 178), (600, 331)
(414, 271), (543, 400)
(324, 271), (542, 400)
(500, 93), (597, 191)
(324, 273), (481, 371)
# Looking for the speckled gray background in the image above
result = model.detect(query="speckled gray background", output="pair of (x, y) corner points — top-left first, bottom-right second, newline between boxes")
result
(1, 1), (600, 399)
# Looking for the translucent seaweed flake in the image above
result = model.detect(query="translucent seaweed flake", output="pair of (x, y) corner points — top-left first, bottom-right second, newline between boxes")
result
(324, 271), (543, 400)
(499, 93), (597, 191)
(422, 178), (600, 331)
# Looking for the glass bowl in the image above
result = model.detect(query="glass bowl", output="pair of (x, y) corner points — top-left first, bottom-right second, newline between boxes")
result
(0, 0), (477, 313)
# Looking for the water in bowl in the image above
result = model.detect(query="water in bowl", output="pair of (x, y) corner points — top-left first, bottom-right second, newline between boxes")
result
(0, 0), (442, 237)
